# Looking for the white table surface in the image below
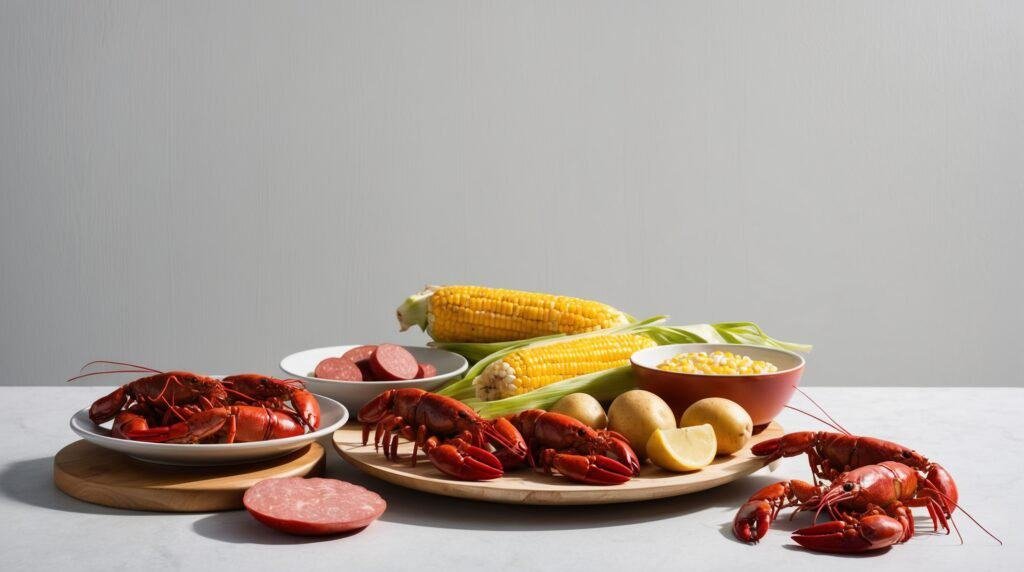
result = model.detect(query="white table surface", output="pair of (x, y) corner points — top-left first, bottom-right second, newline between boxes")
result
(1, 387), (1018, 571)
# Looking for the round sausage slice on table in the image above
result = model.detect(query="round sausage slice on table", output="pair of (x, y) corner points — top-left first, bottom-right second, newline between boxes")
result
(314, 357), (363, 381)
(369, 344), (418, 380)
(244, 477), (386, 535)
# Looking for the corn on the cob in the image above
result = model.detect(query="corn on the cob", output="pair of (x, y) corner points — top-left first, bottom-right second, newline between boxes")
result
(472, 333), (656, 400)
(396, 285), (630, 343)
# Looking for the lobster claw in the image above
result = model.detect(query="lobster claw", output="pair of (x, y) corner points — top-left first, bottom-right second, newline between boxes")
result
(733, 479), (821, 543)
(123, 408), (230, 444)
(792, 516), (905, 553)
(749, 431), (816, 460)
(89, 386), (128, 424)
(427, 440), (504, 481)
(733, 500), (773, 543)
(601, 432), (641, 476)
(357, 389), (398, 424)
(489, 417), (529, 469)
(288, 388), (321, 430)
(923, 463), (958, 515)
(110, 409), (150, 439)
(551, 453), (633, 485)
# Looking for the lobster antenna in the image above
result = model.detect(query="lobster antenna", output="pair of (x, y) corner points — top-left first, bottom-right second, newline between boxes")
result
(783, 405), (846, 434)
(224, 388), (256, 402)
(794, 387), (851, 435)
(948, 509), (964, 546)
(66, 369), (155, 383)
(162, 403), (189, 423)
(80, 360), (162, 374)
(811, 488), (852, 524)
(921, 484), (1002, 546)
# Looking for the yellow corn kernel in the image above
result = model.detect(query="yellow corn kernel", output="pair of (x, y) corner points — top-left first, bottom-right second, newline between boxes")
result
(657, 350), (778, 376)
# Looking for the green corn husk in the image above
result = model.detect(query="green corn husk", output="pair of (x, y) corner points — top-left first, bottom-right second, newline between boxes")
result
(710, 322), (812, 353)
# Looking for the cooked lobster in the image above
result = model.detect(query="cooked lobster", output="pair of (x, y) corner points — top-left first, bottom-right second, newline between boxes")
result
(503, 409), (639, 485)
(733, 394), (999, 553)
(122, 405), (307, 443)
(359, 388), (528, 480)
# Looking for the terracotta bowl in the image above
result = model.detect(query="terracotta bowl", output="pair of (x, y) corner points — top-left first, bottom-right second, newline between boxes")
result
(631, 343), (805, 433)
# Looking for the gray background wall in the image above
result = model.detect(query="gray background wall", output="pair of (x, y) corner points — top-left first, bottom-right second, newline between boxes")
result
(2, 1), (1021, 387)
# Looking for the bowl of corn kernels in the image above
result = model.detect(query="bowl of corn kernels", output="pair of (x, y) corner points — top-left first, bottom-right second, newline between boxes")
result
(630, 343), (805, 433)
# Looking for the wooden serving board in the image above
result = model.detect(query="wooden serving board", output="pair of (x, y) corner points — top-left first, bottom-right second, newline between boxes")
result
(333, 422), (782, 505)
(53, 440), (325, 512)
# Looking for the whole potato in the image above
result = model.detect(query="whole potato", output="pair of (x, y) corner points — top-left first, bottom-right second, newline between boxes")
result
(607, 390), (676, 459)
(680, 397), (753, 455)
(551, 393), (608, 429)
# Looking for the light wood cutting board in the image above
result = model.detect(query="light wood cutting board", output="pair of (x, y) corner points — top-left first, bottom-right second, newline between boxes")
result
(53, 440), (325, 512)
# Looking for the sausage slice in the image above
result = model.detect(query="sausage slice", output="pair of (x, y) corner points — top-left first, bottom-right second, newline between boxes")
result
(369, 344), (418, 380)
(314, 357), (363, 381)
(243, 477), (386, 536)
(341, 345), (380, 380)
(414, 363), (437, 379)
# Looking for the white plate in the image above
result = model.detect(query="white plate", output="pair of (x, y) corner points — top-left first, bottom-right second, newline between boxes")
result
(69, 394), (348, 466)
(279, 345), (468, 413)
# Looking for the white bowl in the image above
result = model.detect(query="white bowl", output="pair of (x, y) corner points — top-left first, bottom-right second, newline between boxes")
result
(69, 394), (348, 466)
(279, 345), (468, 413)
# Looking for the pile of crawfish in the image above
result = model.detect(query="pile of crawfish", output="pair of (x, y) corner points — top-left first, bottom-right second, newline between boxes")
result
(72, 361), (320, 443)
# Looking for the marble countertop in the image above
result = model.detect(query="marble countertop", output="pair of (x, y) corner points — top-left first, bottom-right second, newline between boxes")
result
(1, 387), (1018, 571)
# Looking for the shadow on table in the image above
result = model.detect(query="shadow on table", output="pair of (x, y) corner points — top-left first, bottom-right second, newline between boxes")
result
(0, 456), (153, 516)
(190, 511), (366, 545)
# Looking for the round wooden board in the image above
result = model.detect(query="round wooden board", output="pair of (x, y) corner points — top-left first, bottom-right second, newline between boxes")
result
(53, 440), (325, 512)
(333, 422), (782, 505)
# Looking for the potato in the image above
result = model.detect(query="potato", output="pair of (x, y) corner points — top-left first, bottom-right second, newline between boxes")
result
(680, 397), (753, 455)
(551, 393), (607, 429)
(607, 390), (676, 459)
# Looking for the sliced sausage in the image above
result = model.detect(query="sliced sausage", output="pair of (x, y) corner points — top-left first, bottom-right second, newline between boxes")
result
(369, 344), (418, 380)
(341, 345), (377, 365)
(414, 363), (437, 379)
(356, 360), (376, 380)
(244, 477), (386, 536)
(342, 345), (379, 380)
(314, 357), (363, 381)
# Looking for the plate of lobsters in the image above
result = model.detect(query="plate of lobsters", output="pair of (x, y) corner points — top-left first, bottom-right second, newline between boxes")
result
(68, 362), (348, 466)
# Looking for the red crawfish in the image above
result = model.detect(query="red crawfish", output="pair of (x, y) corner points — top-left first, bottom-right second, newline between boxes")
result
(359, 388), (528, 481)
